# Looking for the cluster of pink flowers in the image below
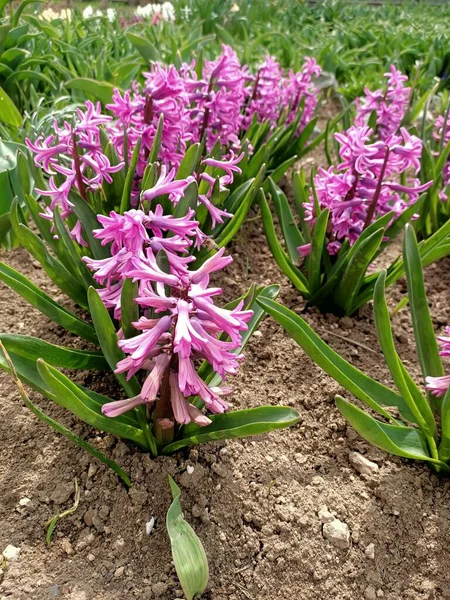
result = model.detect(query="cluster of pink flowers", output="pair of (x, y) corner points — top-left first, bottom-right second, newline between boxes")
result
(298, 125), (432, 257)
(26, 47), (320, 246)
(108, 46), (321, 158)
(84, 206), (252, 426)
(425, 328), (450, 398)
(25, 101), (123, 246)
(433, 113), (450, 201)
(355, 65), (411, 140)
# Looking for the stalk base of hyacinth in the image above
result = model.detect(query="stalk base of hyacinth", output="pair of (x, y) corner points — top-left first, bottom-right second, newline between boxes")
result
(154, 418), (175, 448)
(136, 405), (158, 457)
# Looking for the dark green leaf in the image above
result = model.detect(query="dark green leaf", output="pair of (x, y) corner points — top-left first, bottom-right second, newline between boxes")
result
(0, 261), (97, 343)
(162, 406), (300, 454)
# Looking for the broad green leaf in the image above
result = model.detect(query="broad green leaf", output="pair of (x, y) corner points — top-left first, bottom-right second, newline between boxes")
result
(176, 143), (201, 180)
(37, 359), (148, 448)
(336, 396), (447, 469)
(259, 190), (309, 295)
(373, 271), (435, 433)
(166, 477), (209, 600)
(257, 297), (410, 421)
(212, 167), (265, 248)
(439, 387), (450, 462)
(66, 78), (117, 104)
(0, 349), (137, 428)
(0, 262), (98, 344)
(403, 225), (444, 407)
(87, 287), (140, 398)
(120, 279), (139, 339)
(162, 406), (300, 454)
(149, 114), (164, 164)
(308, 208), (329, 296)
(0, 85), (22, 127)
(10, 200), (88, 309)
(0, 334), (108, 370)
(69, 191), (110, 259)
(126, 32), (159, 61)
(334, 227), (384, 315)
(268, 178), (304, 263)
(0, 344), (131, 487)
(53, 207), (96, 289)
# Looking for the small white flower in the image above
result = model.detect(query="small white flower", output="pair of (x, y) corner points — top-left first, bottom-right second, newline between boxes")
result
(82, 5), (93, 18)
(161, 1), (175, 21)
(106, 8), (116, 22)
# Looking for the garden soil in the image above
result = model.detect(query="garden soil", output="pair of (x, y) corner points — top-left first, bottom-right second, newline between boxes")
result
(1, 179), (450, 598)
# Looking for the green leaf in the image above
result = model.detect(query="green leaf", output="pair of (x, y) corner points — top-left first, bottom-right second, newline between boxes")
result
(166, 477), (209, 600)
(373, 271), (436, 433)
(37, 359), (148, 448)
(126, 32), (159, 61)
(120, 138), (142, 214)
(149, 114), (164, 164)
(268, 178), (304, 263)
(162, 406), (300, 454)
(0, 344), (131, 487)
(257, 297), (410, 421)
(68, 191), (110, 259)
(0, 86), (22, 127)
(10, 200), (88, 309)
(0, 261), (98, 344)
(53, 207), (96, 288)
(259, 190), (309, 295)
(66, 78), (117, 104)
(334, 227), (384, 315)
(212, 167), (265, 247)
(0, 334), (108, 370)
(87, 287), (140, 398)
(120, 279), (139, 339)
(403, 225), (444, 406)
(336, 396), (447, 468)
(438, 387), (450, 462)
(176, 143), (201, 180)
(308, 208), (329, 296)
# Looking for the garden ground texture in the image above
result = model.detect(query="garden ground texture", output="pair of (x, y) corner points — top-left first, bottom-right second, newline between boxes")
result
(1, 191), (450, 599)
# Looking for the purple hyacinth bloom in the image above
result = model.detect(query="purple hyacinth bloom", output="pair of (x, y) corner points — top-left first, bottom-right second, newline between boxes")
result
(355, 65), (411, 140)
(425, 326), (450, 398)
(300, 124), (432, 258)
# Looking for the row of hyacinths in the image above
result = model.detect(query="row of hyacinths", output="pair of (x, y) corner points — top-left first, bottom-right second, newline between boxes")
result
(298, 66), (432, 258)
(24, 47), (321, 431)
(27, 46), (321, 244)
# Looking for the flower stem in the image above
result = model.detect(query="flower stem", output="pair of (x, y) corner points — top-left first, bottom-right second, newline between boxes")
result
(71, 132), (88, 201)
(363, 146), (390, 229)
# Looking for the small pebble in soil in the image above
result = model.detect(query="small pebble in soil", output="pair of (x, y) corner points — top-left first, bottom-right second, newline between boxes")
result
(60, 538), (73, 555)
(18, 497), (31, 507)
(88, 553), (95, 562)
(365, 543), (375, 560)
(318, 506), (335, 524)
(349, 452), (379, 476)
(2, 545), (21, 562)
(365, 584), (377, 600)
(186, 465), (194, 475)
(322, 519), (350, 549)
(114, 566), (125, 578)
(152, 582), (168, 597)
(146, 517), (155, 536)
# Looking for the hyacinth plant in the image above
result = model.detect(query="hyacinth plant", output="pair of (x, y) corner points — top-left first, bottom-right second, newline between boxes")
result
(258, 225), (450, 473)
(414, 98), (450, 237)
(260, 66), (450, 315)
(3, 46), (324, 250)
(0, 60), (303, 474)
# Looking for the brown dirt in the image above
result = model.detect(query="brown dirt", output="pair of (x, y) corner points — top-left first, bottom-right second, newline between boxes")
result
(2, 194), (450, 598)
